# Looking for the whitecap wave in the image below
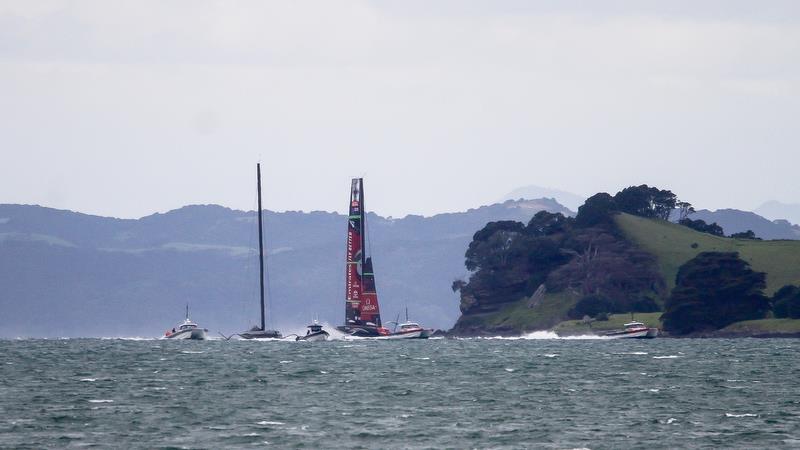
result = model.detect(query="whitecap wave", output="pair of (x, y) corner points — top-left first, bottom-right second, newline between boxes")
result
(88, 399), (114, 403)
(257, 421), (285, 426)
(653, 355), (680, 359)
(726, 413), (757, 418)
(99, 337), (157, 341)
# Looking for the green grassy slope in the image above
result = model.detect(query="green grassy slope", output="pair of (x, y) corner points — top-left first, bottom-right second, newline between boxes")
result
(615, 213), (800, 294)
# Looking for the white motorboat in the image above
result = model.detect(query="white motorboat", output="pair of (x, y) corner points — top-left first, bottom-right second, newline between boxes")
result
(384, 321), (432, 339)
(604, 321), (658, 339)
(296, 320), (329, 342)
(383, 308), (432, 339)
(164, 305), (208, 340)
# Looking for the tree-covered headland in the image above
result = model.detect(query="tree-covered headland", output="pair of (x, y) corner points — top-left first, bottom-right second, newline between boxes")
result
(452, 184), (799, 336)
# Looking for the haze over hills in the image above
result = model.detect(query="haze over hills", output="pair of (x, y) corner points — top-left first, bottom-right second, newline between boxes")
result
(0, 198), (571, 337)
(500, 187), (800, 240)
(501, 184), (800, 240)
(502, 185), (586, 212)
(688, 209), (800, 240)
(755, 201), (800, 227)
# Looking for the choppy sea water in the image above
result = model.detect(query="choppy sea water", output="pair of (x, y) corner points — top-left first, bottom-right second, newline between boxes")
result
(1, 336), (799, 449)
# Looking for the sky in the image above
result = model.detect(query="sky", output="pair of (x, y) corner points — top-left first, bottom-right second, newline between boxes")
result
(1, 0), (799, 219)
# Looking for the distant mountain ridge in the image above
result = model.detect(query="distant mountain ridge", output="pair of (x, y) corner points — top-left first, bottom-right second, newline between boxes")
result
(0, 198), (572, 337)
(685, 209), (800, 240)
(502, 185), (585, 211)
(755, 201), (800, 226)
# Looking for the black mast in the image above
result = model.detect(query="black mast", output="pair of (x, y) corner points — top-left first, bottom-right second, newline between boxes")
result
(359, 178), (366, 267)
(257, 163), (266, 331)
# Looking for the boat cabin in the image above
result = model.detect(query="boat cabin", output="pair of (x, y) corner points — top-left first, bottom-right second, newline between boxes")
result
(623, 321), (647, 330)
(178, 320), (198, 331)
(399, 322), (422, 331)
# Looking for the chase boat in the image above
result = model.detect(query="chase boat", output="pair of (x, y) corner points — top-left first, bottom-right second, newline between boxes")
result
(384, 321), (432, 340)
(164, 305), (208, 340)
(604, 321), (658, 339)
(296, 320), (330, 342)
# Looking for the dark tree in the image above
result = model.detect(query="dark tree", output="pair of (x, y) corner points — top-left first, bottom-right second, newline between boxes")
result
(568, 294), (617, 319)
(661, 252), (770, 334)
(526, 211), (573, 237)
(679, 218), (725, 237)
(772, 285), (800, 319)
(613, 185), (677, 220)
(575, 193), (617, 227)
(676, 201), (695, 221)
(452, 279), (467, 293)
(650, 188), (678, 221)
(730, 230), (760, 240)
(465, 220), (526, 271)
(613, 185), (651, 217)
(457, 216), (576, 316)
(630, 297), (660, 313)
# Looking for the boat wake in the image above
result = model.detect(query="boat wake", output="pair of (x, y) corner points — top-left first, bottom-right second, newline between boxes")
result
(100, 337), (158, 341)
(473, 331), (609, 340)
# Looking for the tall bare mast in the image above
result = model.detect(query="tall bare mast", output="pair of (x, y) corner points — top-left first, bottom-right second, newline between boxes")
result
(257, 163), (266, 331)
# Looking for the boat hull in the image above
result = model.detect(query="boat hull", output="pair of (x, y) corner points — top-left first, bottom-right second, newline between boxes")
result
(384, 329), (432, 340)
(164, 328), (208, 340)
(238, 329), (283, 339)
(296, 331), (329, 342)
(605, 328), (658, 339)
(337, 325), (384, 337)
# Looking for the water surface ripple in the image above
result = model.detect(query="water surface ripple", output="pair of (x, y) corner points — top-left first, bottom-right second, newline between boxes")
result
(1, 338), (799, 448)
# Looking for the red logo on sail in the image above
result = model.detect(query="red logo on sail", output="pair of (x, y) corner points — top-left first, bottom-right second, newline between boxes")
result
(362, 298), (377, 312)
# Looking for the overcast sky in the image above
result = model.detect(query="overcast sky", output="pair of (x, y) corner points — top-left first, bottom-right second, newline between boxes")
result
(1, 1), (799, 218)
